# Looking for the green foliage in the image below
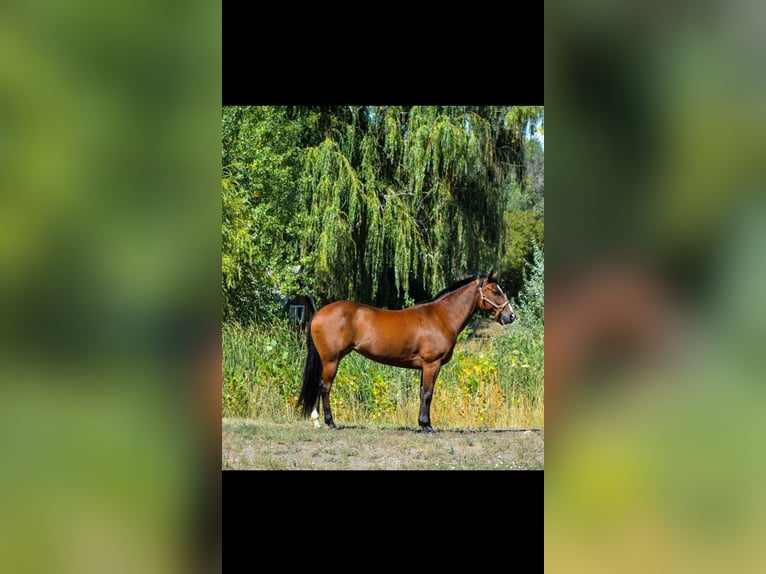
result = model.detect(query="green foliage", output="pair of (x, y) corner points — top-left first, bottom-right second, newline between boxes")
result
(300, 106), (505, 306)
(500, 207), (544, 296)
(222, 105), (544, 321)
(516, 242), (545, 326)
(221, 107), (314, 321)
(498, 124), (544, 297)
(221, 319), (306, 419)
(222, 318), (544, 427)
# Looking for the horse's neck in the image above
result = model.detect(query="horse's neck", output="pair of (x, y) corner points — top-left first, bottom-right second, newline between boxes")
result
(438, 282), (479, 338)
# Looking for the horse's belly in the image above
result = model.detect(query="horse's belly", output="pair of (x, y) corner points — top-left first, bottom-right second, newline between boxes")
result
(354, 345), (422, 369)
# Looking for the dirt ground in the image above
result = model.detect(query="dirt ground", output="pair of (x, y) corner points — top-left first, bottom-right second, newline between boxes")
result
(222, 418), (544, 470)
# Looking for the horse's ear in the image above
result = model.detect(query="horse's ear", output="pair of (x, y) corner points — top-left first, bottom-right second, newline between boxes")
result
(488, 270), (497, 281)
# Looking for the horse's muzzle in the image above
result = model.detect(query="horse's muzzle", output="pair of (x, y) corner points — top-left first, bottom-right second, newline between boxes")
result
(498, 310), (515, 325)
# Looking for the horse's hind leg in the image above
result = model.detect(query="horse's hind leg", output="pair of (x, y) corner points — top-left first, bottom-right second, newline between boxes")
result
(310, 397), (321, 428)
(320, 360), (339, 429)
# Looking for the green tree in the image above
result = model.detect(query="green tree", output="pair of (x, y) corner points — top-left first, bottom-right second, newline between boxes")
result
(301, 106), (543, 308)
(222, 105), (544, 322)
(517, 241), (545, 325)
(221, 106), (309, 321)
(499, 129), (545, 297)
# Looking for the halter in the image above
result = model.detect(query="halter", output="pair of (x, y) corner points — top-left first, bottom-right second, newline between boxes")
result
(477, 277), (512, 319)
(481, 291), (512, 316)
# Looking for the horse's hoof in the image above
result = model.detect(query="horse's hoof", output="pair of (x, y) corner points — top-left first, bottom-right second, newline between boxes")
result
(420, 426), (435, 434)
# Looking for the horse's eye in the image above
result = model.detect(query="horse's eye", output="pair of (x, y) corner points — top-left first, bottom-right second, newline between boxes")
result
(493, 290), (500, 296)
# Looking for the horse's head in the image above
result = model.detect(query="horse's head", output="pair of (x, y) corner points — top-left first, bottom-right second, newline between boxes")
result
(478, 271), (516, 325)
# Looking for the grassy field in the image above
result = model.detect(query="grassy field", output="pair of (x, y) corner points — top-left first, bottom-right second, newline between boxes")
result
(222, 312), (544, 469)
(222, 418), (544, 470)
(222, 315), (544, 431)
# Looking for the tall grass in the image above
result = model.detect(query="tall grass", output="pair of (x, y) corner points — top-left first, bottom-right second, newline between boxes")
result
(222, 315), (544, 429)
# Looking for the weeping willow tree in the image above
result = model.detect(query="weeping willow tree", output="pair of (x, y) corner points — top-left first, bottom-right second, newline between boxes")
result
(222, 105), (543, 320)
(300, 106), (539, 308)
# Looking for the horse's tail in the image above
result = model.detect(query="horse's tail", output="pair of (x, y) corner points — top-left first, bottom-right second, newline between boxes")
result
(297, 326), (321, 418)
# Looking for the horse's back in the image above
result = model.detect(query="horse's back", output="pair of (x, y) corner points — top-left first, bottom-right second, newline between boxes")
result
(312, 300), (365, 324)
(314, 300), (427, 330)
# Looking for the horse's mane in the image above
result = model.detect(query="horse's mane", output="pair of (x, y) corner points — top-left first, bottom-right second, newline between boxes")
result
(419, 275), (482, 304)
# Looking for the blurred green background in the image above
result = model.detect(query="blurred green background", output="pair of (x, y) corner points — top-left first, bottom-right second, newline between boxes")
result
(6, 0), (766, 569)
(546, 0), (766, 572)
(0, 1), (220, 573)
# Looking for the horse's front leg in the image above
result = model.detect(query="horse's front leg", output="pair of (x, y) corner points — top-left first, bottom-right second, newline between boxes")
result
(418, 363), (442, 433)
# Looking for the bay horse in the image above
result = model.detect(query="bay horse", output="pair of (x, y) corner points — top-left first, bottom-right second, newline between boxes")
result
(296, 271), (515, 432)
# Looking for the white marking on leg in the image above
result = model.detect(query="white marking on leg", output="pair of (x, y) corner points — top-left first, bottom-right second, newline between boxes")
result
(311, 408), (321, 428)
